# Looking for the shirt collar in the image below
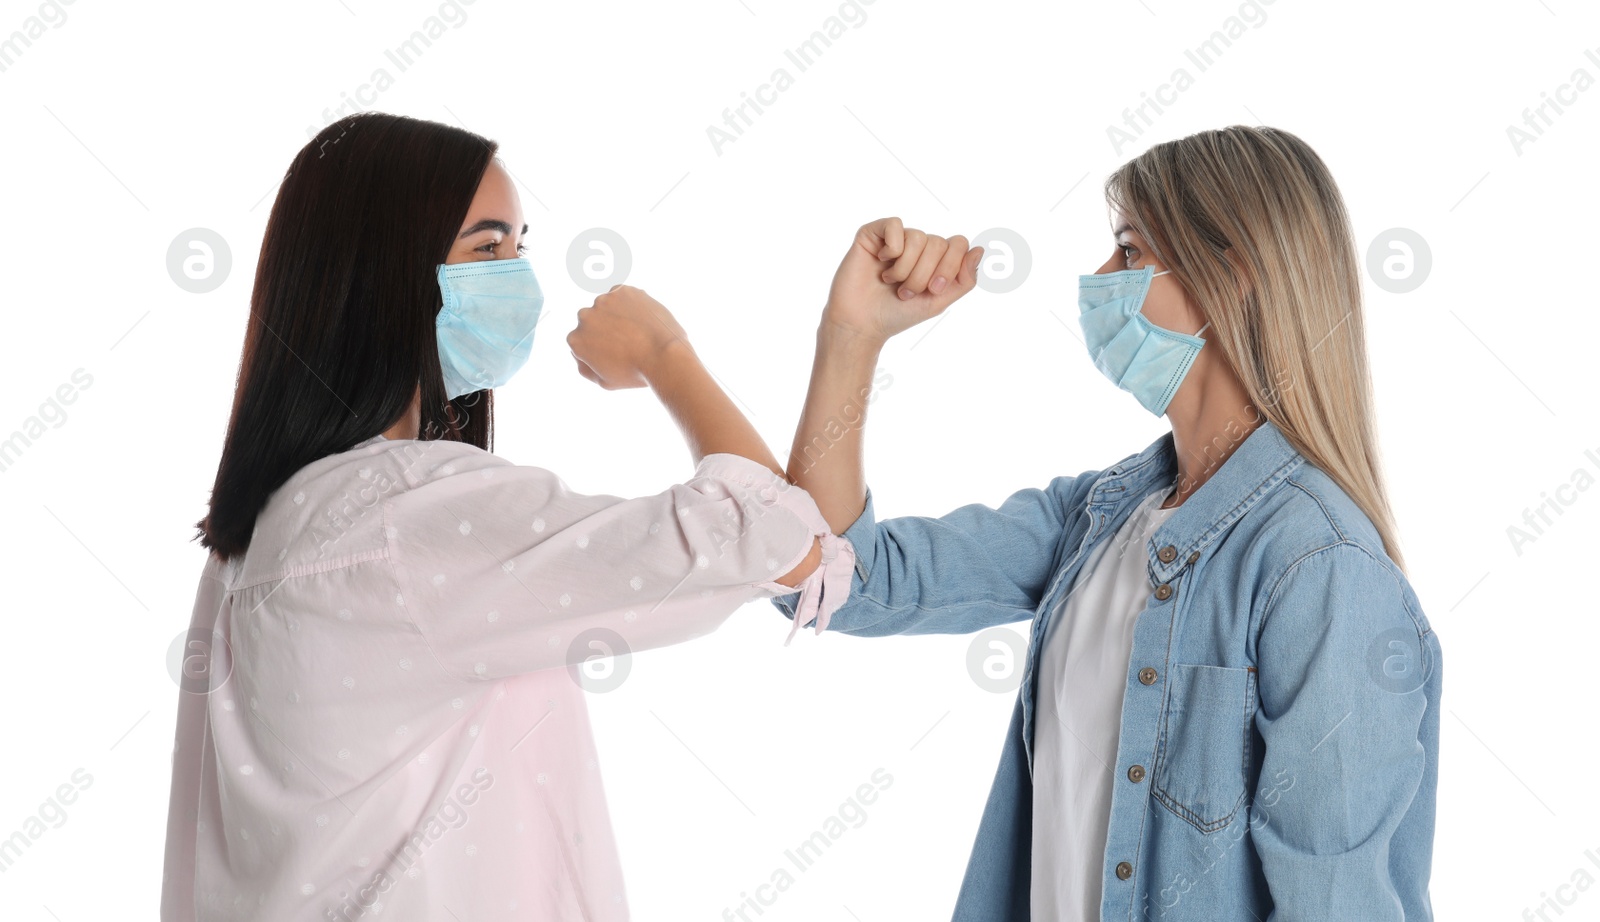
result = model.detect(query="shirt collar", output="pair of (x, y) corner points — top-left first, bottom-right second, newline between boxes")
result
(1089, 416), (1306, 583)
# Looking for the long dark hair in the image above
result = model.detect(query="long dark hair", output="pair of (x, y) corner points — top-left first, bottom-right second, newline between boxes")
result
(196, 112), (499, 562)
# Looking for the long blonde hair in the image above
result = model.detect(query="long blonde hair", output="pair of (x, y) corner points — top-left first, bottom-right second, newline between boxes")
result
(1106, 125), (1406, 574)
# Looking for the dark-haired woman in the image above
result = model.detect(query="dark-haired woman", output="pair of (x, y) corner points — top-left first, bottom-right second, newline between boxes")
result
(160, 113), (852, 922)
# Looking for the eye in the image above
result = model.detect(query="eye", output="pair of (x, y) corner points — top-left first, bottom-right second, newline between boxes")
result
(515, 242), (529, 256)
(1119, 243), (1139, 264)
(475, 239), (500, 254)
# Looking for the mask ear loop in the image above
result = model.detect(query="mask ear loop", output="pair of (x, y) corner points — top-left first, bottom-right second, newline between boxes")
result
(1150, 268), (1209, 340)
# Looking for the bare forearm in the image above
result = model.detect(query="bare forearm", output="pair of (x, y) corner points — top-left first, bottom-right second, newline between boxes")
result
(646, 340), (821, 587)
(567, 286), (817, 585)
(785, 318), (883, 533)
(645, 340), (783, 477)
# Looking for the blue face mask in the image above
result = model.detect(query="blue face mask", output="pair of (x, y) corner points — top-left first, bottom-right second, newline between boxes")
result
(1077, 265), (1211, 417)
(435, 258), (544, 399)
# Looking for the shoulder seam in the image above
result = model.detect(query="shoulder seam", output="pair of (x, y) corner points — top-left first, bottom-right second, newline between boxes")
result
(1257, 540), (1430, 647)
(1283, 476), (1347, 543)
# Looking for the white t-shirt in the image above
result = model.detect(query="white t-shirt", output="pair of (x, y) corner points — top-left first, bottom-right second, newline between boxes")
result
(1030, 486), (1177, 922)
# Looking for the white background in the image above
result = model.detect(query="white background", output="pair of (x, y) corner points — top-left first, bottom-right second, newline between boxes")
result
(1, 0), (1597, 919)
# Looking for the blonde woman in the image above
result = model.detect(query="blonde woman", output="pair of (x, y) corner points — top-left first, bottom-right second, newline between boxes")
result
(778, 127), (1441, 921)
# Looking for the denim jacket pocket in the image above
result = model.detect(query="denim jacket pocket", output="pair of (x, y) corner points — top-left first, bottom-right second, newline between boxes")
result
(1151, 663), (1257, 834)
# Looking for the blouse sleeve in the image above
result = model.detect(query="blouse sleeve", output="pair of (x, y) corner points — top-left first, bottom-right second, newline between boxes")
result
(382, 450), (855, 681)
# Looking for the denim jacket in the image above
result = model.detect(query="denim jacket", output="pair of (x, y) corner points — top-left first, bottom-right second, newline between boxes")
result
(774, 419), (1441, 921)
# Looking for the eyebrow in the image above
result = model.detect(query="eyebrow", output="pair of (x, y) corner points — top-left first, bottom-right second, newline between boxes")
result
(458, 219), (529, 239)
(1111, 223), (1132, 238)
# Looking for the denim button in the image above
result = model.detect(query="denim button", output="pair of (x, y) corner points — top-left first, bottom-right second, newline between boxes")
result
(1158, 545), (1177, 563)
(1154, 583), (1173, 601)
(1187, 550), (1200, 564)
(1128, 764), (1146, 783)
(1138, 667), (1158, 685)
(1116, 861), (1134, 880)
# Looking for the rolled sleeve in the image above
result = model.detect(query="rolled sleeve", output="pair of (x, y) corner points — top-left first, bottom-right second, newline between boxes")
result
(698, 455), (858, 644)
(771, 486), (877, 630)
